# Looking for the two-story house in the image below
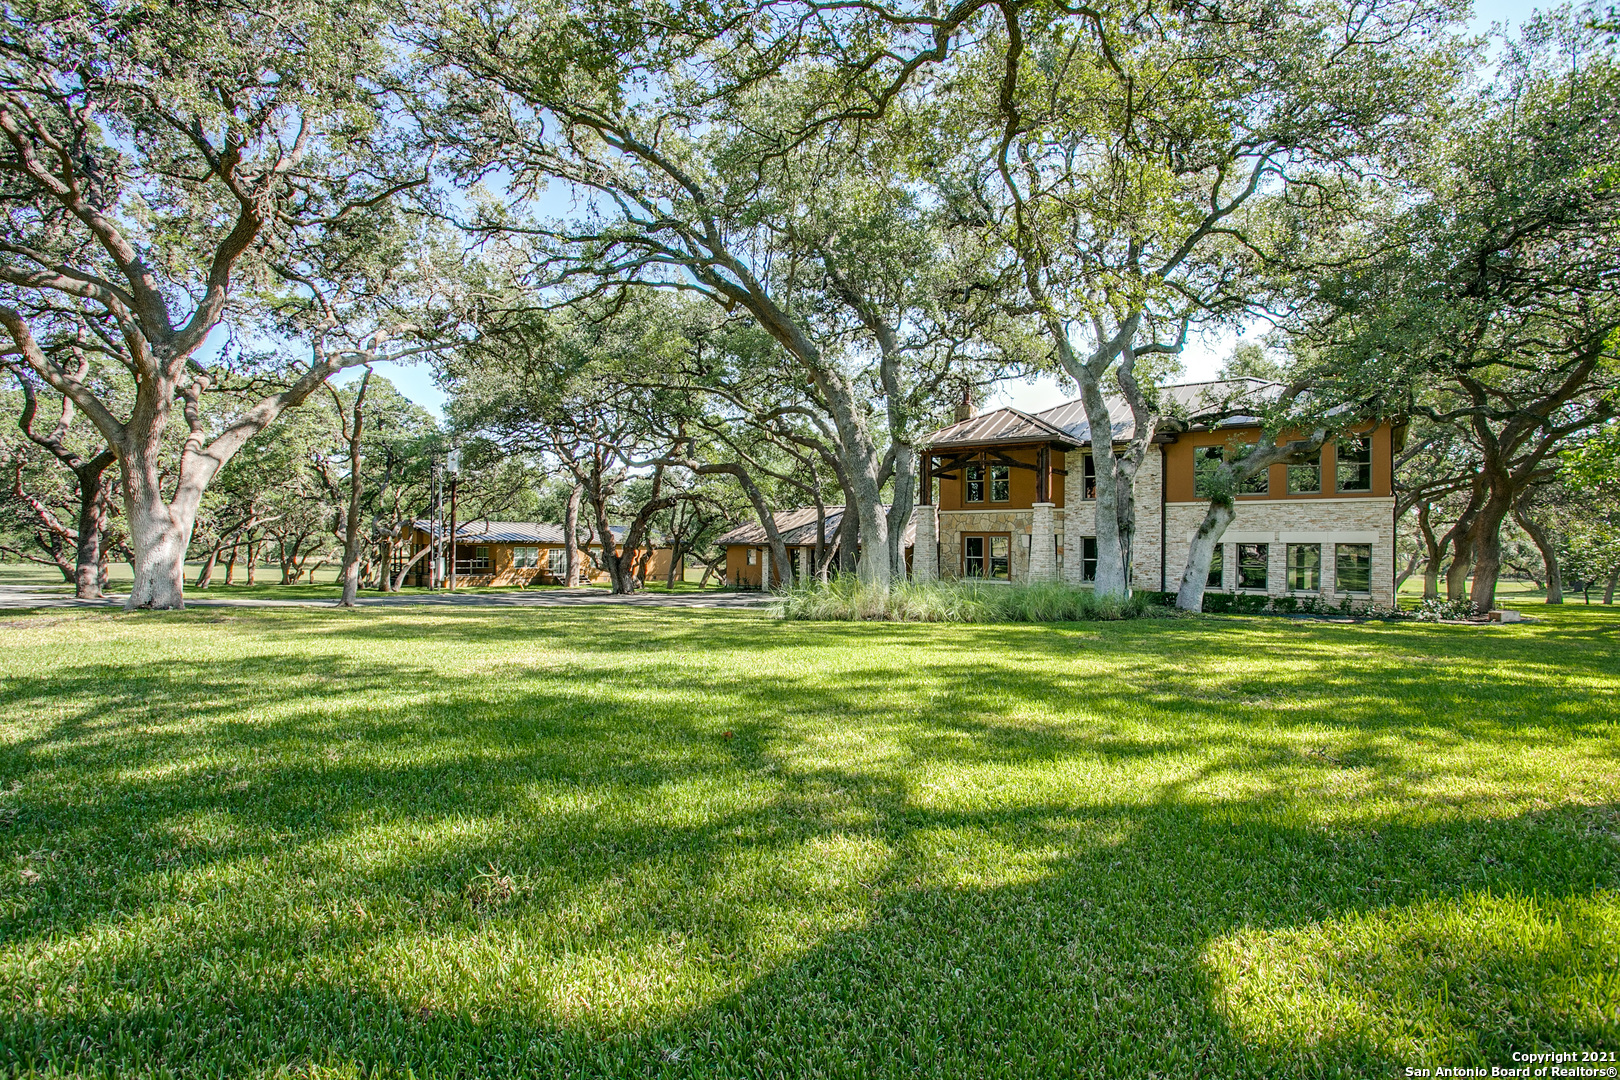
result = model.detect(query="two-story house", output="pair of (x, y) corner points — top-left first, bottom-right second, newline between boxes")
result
(912, 379), (1401, 606)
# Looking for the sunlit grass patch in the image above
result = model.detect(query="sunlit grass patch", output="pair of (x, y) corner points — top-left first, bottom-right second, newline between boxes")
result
(0, 602), (1615, 1076)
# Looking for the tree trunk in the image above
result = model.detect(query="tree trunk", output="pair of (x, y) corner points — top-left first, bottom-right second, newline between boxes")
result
(1511, 497), (1563, 604)
(1076, 372), (1129, 598)
(887, 445), (914, 582)
(1466, 486), (1514, 612)
(122, 441), (198, 610)
(564, 483), (582, 587)
(336, 371), (370, 608)
(246, 538), (260, 585)
(225, 549), (237, 585)
(1605, 567), (1618, 605)
(1174, 501), (1236, 612)
(72, 466), (113, 600)
(195, 547), (219, 589)
(392, 542), (431, 591)
(1418, 502), (1442, 600)
(839, 505), (858, 576)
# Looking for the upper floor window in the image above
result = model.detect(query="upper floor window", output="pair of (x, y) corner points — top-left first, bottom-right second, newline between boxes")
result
(1287, 452), (1322, 493)
(1195, 445), (1268, 497)
(990, 464), (1010, 502)
(965, 463), (985, 503)
(1082, 454), (1098, 500)
(1336, 436), (1372, 492)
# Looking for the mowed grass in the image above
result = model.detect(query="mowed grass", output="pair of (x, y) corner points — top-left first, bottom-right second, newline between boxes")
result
(0, 604), (1615, 1078)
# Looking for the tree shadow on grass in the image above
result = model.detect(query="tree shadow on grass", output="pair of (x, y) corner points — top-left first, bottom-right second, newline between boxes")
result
(0, 607), (1616, 1075)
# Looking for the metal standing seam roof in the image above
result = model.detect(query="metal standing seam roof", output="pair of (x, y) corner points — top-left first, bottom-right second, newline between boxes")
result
(923, 378), (1283, 449)
(715, 505), (916, 549)
(412, 520), (629, 545)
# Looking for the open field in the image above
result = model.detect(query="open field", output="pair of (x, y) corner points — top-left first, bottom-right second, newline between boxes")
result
(0, 603), (1616, 1077)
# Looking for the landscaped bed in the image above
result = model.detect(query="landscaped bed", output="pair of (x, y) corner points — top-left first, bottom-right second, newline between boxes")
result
(0, 604), (1615, 1077)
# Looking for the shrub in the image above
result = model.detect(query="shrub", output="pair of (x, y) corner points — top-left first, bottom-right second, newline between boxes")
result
(1412, 596), (1479, 622)
(775, 579), (1182, 623)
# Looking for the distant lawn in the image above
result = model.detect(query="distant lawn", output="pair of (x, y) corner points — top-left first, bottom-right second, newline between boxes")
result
(0, 604), (1615, 1077)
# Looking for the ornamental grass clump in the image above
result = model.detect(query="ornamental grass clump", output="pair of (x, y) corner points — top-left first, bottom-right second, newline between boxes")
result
(775, 578), (1178, 623)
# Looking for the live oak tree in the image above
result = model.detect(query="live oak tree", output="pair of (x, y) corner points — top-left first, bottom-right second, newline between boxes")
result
(939, 0), (1467, 598)
(418, 0), (1019, 588)
(1302, 14), (1620, 610)
(0, 0), (438, 608)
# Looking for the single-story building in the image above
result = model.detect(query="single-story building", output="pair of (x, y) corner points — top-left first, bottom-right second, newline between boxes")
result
(717, 506), (916, 587)
(394, 521), (676, 588)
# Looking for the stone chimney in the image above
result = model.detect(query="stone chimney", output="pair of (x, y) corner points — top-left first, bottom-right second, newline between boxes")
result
(953, 387), (975, 423)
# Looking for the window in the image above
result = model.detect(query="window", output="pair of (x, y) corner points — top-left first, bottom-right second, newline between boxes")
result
(1080, 537), (1098, 583)
(1336, 436), (1372, 492)
(963, 534), (1010, 579)
(1239, 455), (1270, 495)
(990, 464), (1010, 502)
(546, 548), (566, 575)
(746, 549), (756, 565)
(1207, 546), (1224, 588)
(1194, 447), (1224, 499)
(1287, 543), (1321, 592)
(1336, 543), (1372, 594)
(1287, 452), (1322, 493)
(1081, 454), (1098, 500)
(1237, 543), (1269, 590)
(455, 545), (491, 572)
(965, 462), (985, 503)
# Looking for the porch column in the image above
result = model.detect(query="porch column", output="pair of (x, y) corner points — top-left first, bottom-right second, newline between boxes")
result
(912, 504), (938, 581)
(1029, 502), (1058, 582)
(1319, 540), (1337, 600)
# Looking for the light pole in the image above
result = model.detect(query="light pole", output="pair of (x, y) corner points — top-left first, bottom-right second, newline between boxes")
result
(447, 447), (461, 592)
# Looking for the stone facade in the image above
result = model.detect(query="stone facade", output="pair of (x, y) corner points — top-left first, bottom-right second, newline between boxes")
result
(1163, 496), (1397, 606)
(912, 505), (939, 581)
(937, 508), (1034, 581)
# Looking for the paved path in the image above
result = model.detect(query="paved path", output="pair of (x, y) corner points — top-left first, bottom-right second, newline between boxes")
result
(0, 585), (778, 612)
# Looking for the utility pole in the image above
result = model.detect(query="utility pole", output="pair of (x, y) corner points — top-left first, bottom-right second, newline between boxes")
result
(447, 447), (461, 592)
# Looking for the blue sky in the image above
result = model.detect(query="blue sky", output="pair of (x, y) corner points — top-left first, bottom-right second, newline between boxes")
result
(366, 0), (1548, 419)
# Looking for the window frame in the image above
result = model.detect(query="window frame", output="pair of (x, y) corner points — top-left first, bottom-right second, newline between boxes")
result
(1206, 545), (1224, 589)
(962, 532), (1012, 580)
(1286, 543), (1321, 592)
(1287, 452), (1322, 494)
(1335, 436), (1373, 492)
(989, 463), (1011, 503)
(1336, 543), (1373, 595)
(1080, 536), (1099, 583)
(1081, 454), (1098, 501)
(1237, 542), (1269, 591)
(965, 461), (985, 504)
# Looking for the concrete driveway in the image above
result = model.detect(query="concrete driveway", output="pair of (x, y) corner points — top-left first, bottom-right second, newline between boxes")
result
(0, 585), (779, 612)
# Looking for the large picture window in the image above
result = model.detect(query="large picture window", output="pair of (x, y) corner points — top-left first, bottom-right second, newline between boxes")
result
(546, 548), (566, 575)
(1287, 452), (1322, 493)
(963, 534), (1011, 580)
(512, 545), (540, 569)
(1207, 546), (1224, 588)
(1286, 543), (1321, 591)
(1237, 543), (1269, 590)
(1336, 436), (1372, 492)
(965, 462), (985, 503)
(990, 464), (1010, 502)
(1336, 543), (1372, 594)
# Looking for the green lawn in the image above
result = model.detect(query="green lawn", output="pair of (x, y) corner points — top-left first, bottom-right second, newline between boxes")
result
(0, 604), (1616, 1077)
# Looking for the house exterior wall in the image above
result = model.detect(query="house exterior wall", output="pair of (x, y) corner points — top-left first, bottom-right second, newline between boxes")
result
(1162, 423), (1395, 502)
(936, 447), (1067, 510)
(1163, 496), (1397, 606)
(400, 532), (625, 588)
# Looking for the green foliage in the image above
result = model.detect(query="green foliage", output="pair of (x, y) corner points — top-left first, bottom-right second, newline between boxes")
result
(777, 578), (1179, 623)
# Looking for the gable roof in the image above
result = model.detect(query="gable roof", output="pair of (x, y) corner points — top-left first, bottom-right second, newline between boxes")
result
(413, 520), (629, 545)
(923, 378), (1283, 450)
(715, 506), (916, 549)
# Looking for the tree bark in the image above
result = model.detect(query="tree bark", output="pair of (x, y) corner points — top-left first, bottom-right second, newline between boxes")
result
(336, 370), (371, 608)
(564, 483), (582, 586)
(1605, 567), (1618, 605)
(1174, 501), (1235, 612)
(1511, 496), (1563, 604)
